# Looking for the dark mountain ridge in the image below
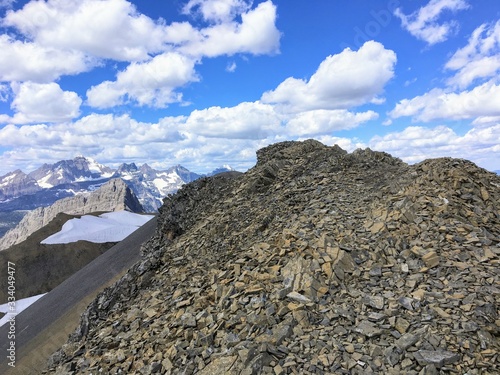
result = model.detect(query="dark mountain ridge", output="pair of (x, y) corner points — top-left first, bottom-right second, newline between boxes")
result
(0, 212), (117, 305)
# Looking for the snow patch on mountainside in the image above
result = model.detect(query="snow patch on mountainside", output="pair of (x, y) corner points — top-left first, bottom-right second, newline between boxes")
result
(37, 174), (54, 189)
(41, 211), (154, 245)
(0, 293), (46, 327)
(0, 174), (16, 186)
(87, 157), (114, 177)
(153, 178), (171, 191)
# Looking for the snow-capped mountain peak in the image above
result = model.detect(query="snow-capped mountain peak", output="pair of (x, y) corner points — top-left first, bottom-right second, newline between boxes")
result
(28, 156), (114, 188)
(0, 157), (238, 213)
(0, 170), (40, 200)
(86, 157), (114, 177)
(111, 163), (201, 211)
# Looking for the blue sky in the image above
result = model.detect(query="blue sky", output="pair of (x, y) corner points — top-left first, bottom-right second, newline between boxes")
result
(0, 0), (499, 175)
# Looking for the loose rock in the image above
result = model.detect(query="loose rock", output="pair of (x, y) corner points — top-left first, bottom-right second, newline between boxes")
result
(45, 141), (500, 375)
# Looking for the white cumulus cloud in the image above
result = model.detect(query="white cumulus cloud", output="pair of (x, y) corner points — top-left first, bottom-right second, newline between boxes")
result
(3, 0), (168, 62)
(394, 0), (469, 45)
(261, 41), (396, 111)
(369, 124), (500, 170)
(0, 82), (81, 124)
(389, 80), (500, 122)
(445, 21), (500, 88)
(0, 35), (93, 83)
(176, 0), (281, 57)
(183, 0), (252, 23)
(308, 135), (367, 153)
(0, 113), (184, 158)
(286, 110), (378, 136)
(184, 101), (281, 139)
(86, 53), (199, 108)
(1, 0), (282, 112)
(181, 102), (379, 139)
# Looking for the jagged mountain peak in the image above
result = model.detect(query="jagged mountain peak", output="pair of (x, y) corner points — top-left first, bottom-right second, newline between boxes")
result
(0, 169), (28, 183)
(0, 156), (236, 215)
(27, 156), (113, 189)
(139, 163), (153, 172)
(0, 169), (40, 201)
(165, 164), (200, 183)
(1, 168), (23, 177)
(116, 162), (139, 174)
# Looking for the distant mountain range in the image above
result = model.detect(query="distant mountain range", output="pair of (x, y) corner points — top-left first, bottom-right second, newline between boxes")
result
(0, 156), (234, 214)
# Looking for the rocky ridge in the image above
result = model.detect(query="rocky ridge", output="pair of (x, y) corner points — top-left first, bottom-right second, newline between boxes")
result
(48, 140), (499, 374)
(0, 178), (143, 250)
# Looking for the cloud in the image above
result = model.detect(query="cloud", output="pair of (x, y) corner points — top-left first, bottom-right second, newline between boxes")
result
(0, 123), (58, 147)
(175, 0), (281, 57)
(370, 125), (456, 152)
(1, 108), (498, 177)
(0, 95), (380, 174)
(369, 124), (500, 170)
(0, 82), (81, 124)
(390, 23), (500, 124)
(1, 0), (281, 111)
(184, 101), (281, 139)
(445, 21), (500, 88)
(394, 0), (469, 45)
(0, 83), (9, 101)
(0, 35), (93, 83)
(183, 0), (251, 23)
(0, 112), (266, 174)
(0, 113), (183, 151)
(0, 0), (15, 9)
(308, 135), (366, 153)
(286, 110), (378, 136)
(4, 117), (498, 178)
(182, 102), (378, 139)
(261, 41), (396, 111)
(3, 0), (281, 61)
(3, 0), (168, 62)
(86, 53), (199, 108)
(390, 80), (500, 122)
(472, 116), (500, 126)
(226, 61), (237, 72)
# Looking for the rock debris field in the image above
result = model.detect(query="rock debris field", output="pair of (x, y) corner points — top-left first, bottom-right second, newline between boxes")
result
(47, 140), (499, 374)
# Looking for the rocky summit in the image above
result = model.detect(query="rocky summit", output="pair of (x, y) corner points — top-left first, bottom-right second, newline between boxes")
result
(47, 140), (499, 374)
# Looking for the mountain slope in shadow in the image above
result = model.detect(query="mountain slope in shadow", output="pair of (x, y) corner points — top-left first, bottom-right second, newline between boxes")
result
(0, 212), (117, 305)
